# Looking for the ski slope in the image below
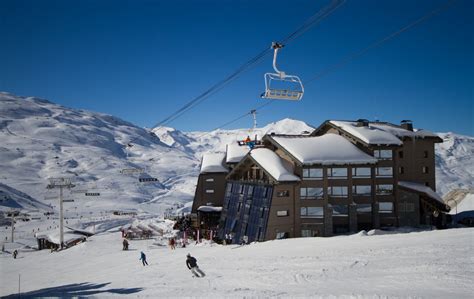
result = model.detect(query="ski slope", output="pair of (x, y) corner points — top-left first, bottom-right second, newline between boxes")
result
(1, 225), (472, 298)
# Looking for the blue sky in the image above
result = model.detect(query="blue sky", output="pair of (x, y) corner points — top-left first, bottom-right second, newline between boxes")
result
(1, 0), (472, 135)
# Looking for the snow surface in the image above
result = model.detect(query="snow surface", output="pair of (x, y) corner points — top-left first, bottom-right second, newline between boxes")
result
(200, 153), (228, 174)
(330, 121), (403, 145)
(398, 181), (445, 204)
(1, 221), (472, 298)
(250, 148), (300, 181)
(225, 142), (250, 163)
(272, 134), (377, 165)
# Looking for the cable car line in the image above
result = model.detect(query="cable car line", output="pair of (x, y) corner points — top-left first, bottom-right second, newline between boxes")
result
(152, 0), (346, 129)
(194, 0), (458, 138)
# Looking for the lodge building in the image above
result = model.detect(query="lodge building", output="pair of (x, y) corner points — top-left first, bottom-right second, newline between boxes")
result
(191, 120), (450, 243)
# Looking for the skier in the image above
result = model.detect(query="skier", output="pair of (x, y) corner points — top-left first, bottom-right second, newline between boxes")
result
(13, 249), (18, 259)
(122, 238), (129, 251)
(139, 251), (148, 266)
(186, 253), (205, 277)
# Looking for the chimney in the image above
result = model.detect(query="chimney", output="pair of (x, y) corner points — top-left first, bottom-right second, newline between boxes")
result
(400, 120), (413, 131)
(356, 119), (369, 127)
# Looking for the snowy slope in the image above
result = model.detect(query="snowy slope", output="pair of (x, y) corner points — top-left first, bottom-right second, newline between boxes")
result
(0, 225), (472, 298)
(436, 132), (474, 196)
(153, 118), (315, 158)
(0, 92), (199, 216)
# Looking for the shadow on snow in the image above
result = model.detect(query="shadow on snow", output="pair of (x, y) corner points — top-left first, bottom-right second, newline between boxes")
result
(3, 282), (144, 298)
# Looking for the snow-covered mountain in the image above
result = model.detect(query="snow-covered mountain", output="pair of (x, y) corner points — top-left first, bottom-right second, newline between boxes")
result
(1, 91), (472, 216)
(0, 92), (199, 215)
(153, 118), (314, 159)
(435, 132), (474, 196)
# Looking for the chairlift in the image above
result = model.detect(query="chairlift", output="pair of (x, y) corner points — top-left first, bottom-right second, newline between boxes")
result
(262, 42), (304, 101)
(138, 177), (159, 183)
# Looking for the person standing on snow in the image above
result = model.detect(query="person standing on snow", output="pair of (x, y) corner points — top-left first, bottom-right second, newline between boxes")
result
(186, 253), (205, 277)
(139, 251), (148, 266)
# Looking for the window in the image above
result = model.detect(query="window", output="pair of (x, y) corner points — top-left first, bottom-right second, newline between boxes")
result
(301, 229), (319, 237)
(276, 210), (289, 217)
(300, 207), (324, 218)
(332, 205), (348, 216)
(398, 151), (404, 159)
(205, 178), (214, 182)
(422, 166), (429, 174)
(225, 183), (233, 196)
(352, 185), (371, 196)
(352, 167), (371, 178)
(399, 167), (404, 174)
(374, 149), (392, 160)
(248, 185), (254, 196)
(328, 168), (348, 179)
(205, 189), (214, 194)
(424, 151), (429, 158)
(376, 167), (393, 177)
(399, 202), (415, 212)
(327, 186), (348, 197)
(276, 232), (288, 239)
(376, 184), (393, 195)
(300, 187), (324, 200)
(379, 202), (394, 213)
(302, 168), (323, 180)
(356, 204), (372, 213)
(277, 190), (289, 197)
(239, 185), (245, 194)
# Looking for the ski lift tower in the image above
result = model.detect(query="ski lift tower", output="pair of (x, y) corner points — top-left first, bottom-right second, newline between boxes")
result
(250, 109), (257, 130)
(46, 177), (75, 248)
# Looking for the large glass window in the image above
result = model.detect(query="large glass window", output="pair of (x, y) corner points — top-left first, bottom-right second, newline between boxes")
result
(376, 184), (393, 195)
(327, 186), (348, 197)
(332, 205), (348, 216)
(356, 204), (372, 213)
(352, 185), (372, 196)
(376, 167), (393, 178)
(379, 202), (394, 213)
(352, 167), (371, 178)
(300, 187), (324, 200)
(327, 168), (348, 179)
(374, 149), (392, 160)
(300, 207), (324, 218)
(302, 168), (323, 180)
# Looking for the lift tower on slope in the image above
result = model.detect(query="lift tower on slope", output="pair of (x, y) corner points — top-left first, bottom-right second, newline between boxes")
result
(46, 177), (75, 248)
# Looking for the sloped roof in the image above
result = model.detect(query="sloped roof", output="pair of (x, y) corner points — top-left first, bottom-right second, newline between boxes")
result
(271, 134), (377, 165)
(249, 148), (300, 182)
(398, 181), (450, 212)
(226, 142), (250, 163)
(200, 153), (228, 174)
(328, 121), (440, 145)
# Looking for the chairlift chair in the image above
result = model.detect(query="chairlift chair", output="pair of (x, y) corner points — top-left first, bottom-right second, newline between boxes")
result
(262, 42), (304, 101)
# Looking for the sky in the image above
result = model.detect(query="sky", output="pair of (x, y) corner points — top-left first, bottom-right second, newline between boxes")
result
(1, 0), (472, 135)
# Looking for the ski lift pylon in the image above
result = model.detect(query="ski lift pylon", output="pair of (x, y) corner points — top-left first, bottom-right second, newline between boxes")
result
(262, 42), (304, 101)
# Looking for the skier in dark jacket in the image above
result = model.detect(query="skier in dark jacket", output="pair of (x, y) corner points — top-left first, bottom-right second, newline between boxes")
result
(186, 253), (205, 277)
(139, 251), (148, 266)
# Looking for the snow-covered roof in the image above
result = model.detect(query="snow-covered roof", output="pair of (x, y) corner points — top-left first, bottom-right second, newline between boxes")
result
(330, 121), (403, 145)
(200, 153), (228, 173)
(36, 230), (86, 245)
(329, 121), (440, 145)
(271, 134), (377, 165)
(398, 181), (444, 205)
(197, 206), (223, 212)
(249, 148), (300, 182)
(226, 142), (250, 163)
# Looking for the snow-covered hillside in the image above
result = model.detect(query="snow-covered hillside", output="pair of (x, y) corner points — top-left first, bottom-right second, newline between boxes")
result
(1, 225), (472, 298)
(436, 132), (474, 196)
(1, 91), (472, 218)
(0, 92), (198, 215)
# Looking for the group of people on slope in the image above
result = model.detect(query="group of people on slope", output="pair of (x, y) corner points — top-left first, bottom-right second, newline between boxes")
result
(138, 251), (205, 278)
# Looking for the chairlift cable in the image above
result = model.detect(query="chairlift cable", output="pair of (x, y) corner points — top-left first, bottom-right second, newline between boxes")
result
(152, 0), (346, 129)
(195, 0), (458, 138)
(304, 0), (459, 85)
